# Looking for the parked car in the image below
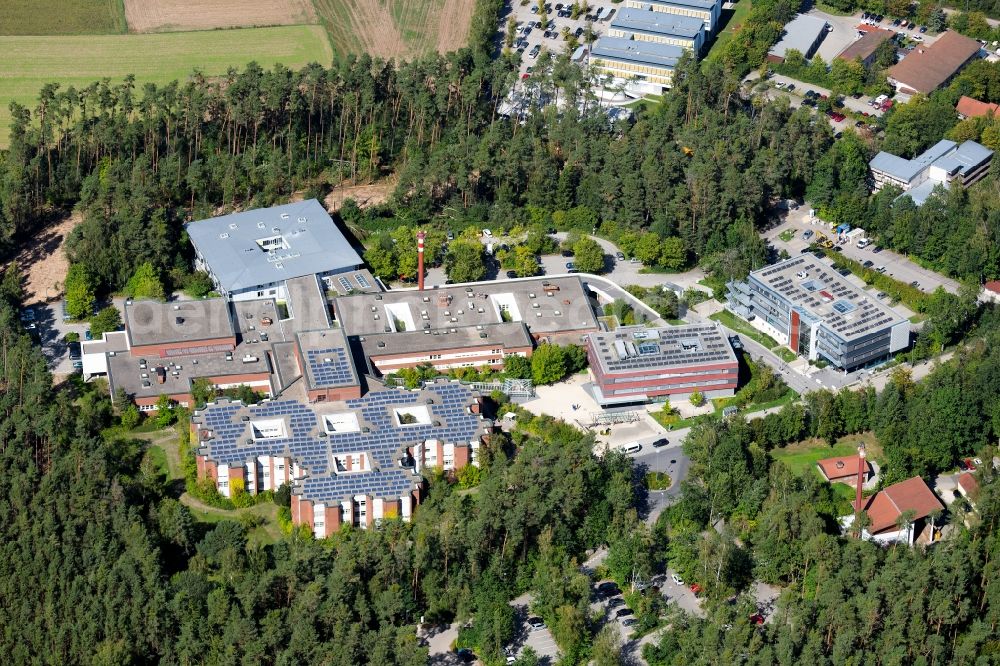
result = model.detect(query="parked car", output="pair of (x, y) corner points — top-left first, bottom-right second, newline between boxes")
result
(671, 573), (684, 585)
(652, 438), (670, 448)
(456, 648), (476, 663)
(729, 335), (743, 350)
(802, 229), (814, 240)
(528, 617), (546, 630)
(749, 613), (765, 626)
(622, 617), (638, 627)
(529, 44), (541, 59)
(862, 260), (874, 268)
(615, 251), (625, 260)
(565, 262), (575, 271)
(630, 257), (641, 264)
(876, 265), (887, 273)
(596, 581), (621, 597)
(19, 308), (35, 323)
(910, 280), (921, 288)
(871, 245), (883, 253)
(958, 459), (970, 471)
(876, 292), (888, 299)
(482, 228), (492, 237)
(615, 607), (633, 618)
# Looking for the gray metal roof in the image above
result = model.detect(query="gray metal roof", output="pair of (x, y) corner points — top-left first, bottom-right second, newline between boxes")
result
(186, 199), (362, 293)
(611, 8), (704, 39)
(592, 36), (685, 68)
(588, 324), (737, 375)
(870, 151), (927, 183)
(768, 14), (828, 58)
(872, 139), (992, 185)
(125, 298), (234, 347)
(637, 0), (719, 11)
(359, 322), (533, 358)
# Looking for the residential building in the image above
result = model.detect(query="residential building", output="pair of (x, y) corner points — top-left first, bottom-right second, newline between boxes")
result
(585, 324), (738, 405)
(767, 14), (829, 63)
(956, 95), (999, 119)
(590, 37), (686, 90)
(957, 472), (980, 507)
(727, 254), (910, 371)
(887, 31), (981, 95)
(816, 455), (871, 486)
(622, 0), (722, 32)
(608, 7), (706, 52)
(191, 379), (489, 537)
(846, 476), (944, 545)
(186, 199), (364, 301)
(837, 28), (895, 66)
(869, 139), (993, 205)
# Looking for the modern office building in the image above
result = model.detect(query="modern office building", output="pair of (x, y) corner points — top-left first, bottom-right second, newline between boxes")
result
(608, 7), (706, 52)
(590, 37), (686, 90)
(623, 0), (722, 33)
(585, 324), (738, 405)
(191, 379), (489, 537)
(887, 30), (981, 95)
(767, 14), (829, 63)
(870, 139), (993, 205)
(727, 254), (910, 371)
(186, 199), (364, 301)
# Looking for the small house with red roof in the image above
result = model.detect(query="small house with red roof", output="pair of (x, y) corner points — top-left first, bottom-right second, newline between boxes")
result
(843, 476), (944, 546)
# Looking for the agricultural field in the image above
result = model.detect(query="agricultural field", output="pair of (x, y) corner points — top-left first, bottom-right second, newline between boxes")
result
(0, 25), (333, 147)
(124, 0), (316, 33)
(313, 0), (474, 60)
(0, 0), (126, 35)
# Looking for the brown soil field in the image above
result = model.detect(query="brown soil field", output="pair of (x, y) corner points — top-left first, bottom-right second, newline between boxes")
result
(433, 0), (474, 53)
(4, 213), (82, 305)
(124, 0), (316, 33)
(324, 179), (395, 212)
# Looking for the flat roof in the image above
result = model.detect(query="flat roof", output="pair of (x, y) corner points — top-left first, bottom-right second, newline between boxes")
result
(81, 330), (130, 356)
(296, 328), (360, 390)
(592, 36), (685, 69)
(125, 299), (234, 348)
(285, 274), (333, 332)
(888, 30), (981, 93)
(749, 254), (907, 342)
(638, 0), (719, 11)
(107, 345), (272, 400)
(192, 379), (487, 504)
(611, 8), (704, 39)
(186, 199), (362, 293)
(768, 14), (828, 59)
(333, 276), (599, 339)
(588, 324), (736, 375)
(360, 322), (534, 359)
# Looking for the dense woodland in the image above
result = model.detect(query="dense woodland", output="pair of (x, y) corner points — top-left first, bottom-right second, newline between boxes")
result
(4, 3), (1000, 662)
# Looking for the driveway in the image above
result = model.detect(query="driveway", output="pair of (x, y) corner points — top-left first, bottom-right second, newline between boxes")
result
(508, 594), (560, 664)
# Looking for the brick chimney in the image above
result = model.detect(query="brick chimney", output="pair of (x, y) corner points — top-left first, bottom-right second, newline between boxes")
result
(417, 231), (426, 291)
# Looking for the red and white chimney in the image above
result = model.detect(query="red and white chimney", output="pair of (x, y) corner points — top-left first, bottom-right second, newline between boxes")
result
(417, 231), (426, 291)
(855, 443), (866, 523)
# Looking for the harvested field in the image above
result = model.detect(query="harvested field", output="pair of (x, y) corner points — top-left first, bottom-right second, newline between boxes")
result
(0, 0), (126, 35)
(0, 25), (333, 147)
(314, 0), (474, 60)
(125, 0), (316, 33)
(3, 213), (82, 305)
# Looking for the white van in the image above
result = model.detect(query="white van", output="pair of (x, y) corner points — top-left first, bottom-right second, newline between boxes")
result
(619, 442), (642, 455)
(857, 238), (871, 249)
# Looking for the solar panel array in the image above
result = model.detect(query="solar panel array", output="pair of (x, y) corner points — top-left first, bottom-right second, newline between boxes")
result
(754, 255), (900, 341)
(594, 325), (734, 372)
(194, 381), (484, 503)
(305, 347), (356, 388)
(354, 273), (371, 289)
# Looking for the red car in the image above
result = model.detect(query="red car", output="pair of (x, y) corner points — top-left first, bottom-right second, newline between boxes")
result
(965, 458), (977, 471)
(690, 583), (702, 595)
(749, 613), (765, 625)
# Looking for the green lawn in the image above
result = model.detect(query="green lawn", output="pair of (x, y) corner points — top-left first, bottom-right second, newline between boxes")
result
(771, 433), (882, 477)
(779, 229), (796, 243)
(0, 0), (125, 35)
(0, 25), (333, 146)
(814, 2), (854, 16)
(706, 0), (753, 62)
(771, 346), (797, 363)
(710, 309), (780, 349)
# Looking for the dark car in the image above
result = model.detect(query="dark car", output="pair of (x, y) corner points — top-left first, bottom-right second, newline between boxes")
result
(615, 607), (633, 618)
(862, 260), (874, 268)
(749, 613), (765, 625)
(958, 459), (969, 471)
(574, 26), (584, 37)
(832, 246), (843, 252)
(456, 648), (476, 663)
(652, 438), (670, 448)
(871, 246), (882, 253)
(565, 262), (575, 271)
(596, 581), (621, 597)
(506, 270), (518, 279)
(910, 280), (920, 288)
(729, 335), (743, 350)
(622, 617), (638, 627)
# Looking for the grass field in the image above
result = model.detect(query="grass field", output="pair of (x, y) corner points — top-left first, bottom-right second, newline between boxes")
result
(0, 0), (126, 35)
(313, 0), (473, 60)
(706, 0), (753, 61)
(710, 309), (780, 349)
(771, 433), (882, 477)
(0, 25), (333, 147)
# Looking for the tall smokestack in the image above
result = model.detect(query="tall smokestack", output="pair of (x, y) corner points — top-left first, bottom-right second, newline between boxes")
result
(855, 443), (866, 536)
(417, 231), (426, 291)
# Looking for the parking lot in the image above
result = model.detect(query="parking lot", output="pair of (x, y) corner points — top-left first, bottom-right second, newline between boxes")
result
(507, 594), (560, 664)
(769, 209), (960, 295)
(502, 0), (620, 82)
(18, 300), (91, 378)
